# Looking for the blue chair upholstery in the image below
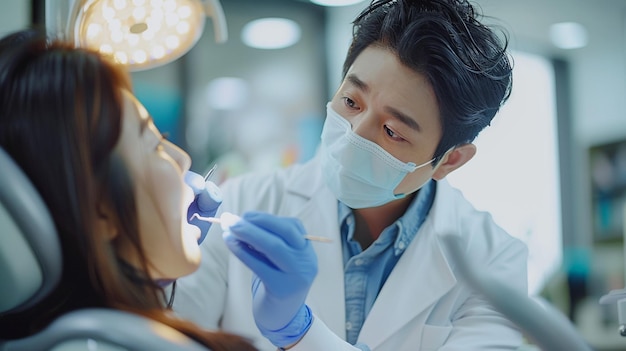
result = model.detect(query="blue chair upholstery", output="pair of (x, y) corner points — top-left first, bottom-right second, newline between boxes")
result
(0, 147), (209, 351)
(0, 147), (61, 315)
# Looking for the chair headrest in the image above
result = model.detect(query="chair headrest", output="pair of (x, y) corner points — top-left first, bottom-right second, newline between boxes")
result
(0, 147), (62, 316)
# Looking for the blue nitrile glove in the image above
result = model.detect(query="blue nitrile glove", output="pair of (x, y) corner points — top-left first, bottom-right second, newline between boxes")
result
(184, 171), (222, 244)
(223, 211), (318, 348)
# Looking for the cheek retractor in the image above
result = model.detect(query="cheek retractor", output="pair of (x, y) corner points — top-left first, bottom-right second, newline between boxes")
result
(190, 212), (332, 243)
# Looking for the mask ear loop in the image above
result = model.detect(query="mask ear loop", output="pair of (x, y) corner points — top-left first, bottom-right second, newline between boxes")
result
(432, 147), (456, 170)
(393, 148), (455, 197)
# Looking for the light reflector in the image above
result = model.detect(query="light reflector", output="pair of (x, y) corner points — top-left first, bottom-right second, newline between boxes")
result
(74, 0), (206, 71)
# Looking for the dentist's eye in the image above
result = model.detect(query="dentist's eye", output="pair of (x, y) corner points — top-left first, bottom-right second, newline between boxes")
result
(344, 97), (358, 109)
(384, 125), (404, 141)
(384, 125), (395, 137)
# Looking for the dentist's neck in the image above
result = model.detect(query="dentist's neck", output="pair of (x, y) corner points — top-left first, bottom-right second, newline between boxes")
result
(352, 192), (416, 249)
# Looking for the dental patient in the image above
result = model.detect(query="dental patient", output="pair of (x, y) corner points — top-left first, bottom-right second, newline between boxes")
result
(0, 28), (257, 350)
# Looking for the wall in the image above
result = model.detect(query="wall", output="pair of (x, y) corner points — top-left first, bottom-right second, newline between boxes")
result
(0, 1), (29, 36)
(179, 0), (328, 177)
(475, 0), (626, 252)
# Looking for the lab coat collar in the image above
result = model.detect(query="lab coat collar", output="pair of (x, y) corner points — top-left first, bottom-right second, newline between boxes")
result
(429, 179), (472, 272)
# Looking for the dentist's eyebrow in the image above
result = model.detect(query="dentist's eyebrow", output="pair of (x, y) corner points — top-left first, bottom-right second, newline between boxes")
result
(385, 106), (421, 133)
(346, 73), (422, 133)
(346, 73), (369, 93)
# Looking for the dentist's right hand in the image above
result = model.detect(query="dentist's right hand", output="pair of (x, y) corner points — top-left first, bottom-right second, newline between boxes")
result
(223, 211), (318, 349)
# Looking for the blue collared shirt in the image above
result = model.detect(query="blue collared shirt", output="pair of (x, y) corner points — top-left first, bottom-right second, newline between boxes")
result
(339, 180), (436, 346)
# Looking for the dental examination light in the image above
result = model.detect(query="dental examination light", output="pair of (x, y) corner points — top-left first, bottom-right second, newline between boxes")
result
(45, 0), (227, 71)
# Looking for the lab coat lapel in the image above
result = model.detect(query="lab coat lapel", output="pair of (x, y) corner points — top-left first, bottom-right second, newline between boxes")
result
(358, 215), (457, 348)
(359, 180), (465, 348)
(281, 158), (347, 339)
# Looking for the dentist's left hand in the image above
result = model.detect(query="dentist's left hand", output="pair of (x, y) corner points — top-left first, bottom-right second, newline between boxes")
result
(184, 170), (222, 244)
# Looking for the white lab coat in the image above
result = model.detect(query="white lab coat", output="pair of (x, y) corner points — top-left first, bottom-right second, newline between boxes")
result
(174, 155), (528, 351)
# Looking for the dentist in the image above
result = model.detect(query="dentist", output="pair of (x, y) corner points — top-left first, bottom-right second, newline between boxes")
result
(175, 0), (528, 350)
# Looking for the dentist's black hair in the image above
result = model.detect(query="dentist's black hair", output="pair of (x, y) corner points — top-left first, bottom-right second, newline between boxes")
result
(343, 0), (513, 163)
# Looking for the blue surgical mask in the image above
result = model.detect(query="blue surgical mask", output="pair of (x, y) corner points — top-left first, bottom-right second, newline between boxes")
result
(319, 103), (434, 209)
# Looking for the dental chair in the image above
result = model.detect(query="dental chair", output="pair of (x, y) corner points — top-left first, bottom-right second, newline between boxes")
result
(441, 235), (594, 351)
(0, 147), (208, 351)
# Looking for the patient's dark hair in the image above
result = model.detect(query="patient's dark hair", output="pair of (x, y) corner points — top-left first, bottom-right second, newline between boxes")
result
(345, 0), (513, 163)
(0, 28), (256, 350)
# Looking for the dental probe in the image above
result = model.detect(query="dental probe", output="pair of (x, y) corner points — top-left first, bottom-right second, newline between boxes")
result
(190, 212), (333, 243)
(204, 163), (218, 182)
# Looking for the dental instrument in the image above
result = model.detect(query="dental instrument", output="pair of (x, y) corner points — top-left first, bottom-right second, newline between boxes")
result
(190, 212), (333, 243)
(204, 164), (218, 182)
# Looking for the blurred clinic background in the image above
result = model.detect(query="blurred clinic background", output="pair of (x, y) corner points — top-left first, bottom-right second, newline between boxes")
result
(2, 0), (626, 349)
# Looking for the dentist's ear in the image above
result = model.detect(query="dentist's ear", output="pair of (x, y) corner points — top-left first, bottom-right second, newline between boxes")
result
(431, 143), (476, 180)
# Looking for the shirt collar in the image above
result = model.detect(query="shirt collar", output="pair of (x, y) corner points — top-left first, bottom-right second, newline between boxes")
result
(393, 179), (435, 255)
(338, 179), (436, 256)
